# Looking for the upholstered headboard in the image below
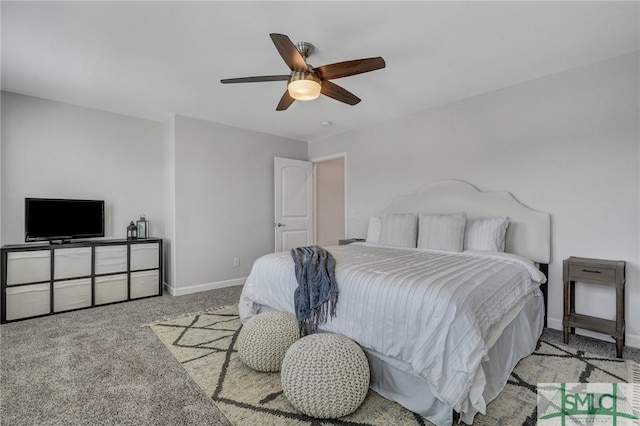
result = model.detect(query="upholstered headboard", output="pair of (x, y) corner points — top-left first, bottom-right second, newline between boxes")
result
(383, 180), (551, 264)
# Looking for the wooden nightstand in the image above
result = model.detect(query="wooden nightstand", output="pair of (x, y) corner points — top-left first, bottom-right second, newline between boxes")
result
(562, 256), (626, 358)
(338, 239), (365, 245)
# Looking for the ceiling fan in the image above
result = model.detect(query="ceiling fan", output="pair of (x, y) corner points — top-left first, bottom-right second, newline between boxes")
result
(221, 33), (386, 111)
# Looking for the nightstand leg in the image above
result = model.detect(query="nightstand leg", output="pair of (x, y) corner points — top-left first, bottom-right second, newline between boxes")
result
(615, 337), (623, 358)
(563, 278), (570, 344)
(615, 286), (624, 358)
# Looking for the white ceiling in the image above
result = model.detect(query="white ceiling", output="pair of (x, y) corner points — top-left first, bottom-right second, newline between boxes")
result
(2, 1), (638, 142)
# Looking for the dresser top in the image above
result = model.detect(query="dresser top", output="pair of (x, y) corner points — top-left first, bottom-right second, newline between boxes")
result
(2, 238), (161, 251)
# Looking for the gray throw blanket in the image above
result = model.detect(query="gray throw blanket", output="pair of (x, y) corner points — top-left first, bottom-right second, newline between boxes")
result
(291, 246), (338, 336)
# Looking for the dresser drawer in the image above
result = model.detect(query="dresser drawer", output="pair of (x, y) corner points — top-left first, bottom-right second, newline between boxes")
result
(130, 270), (160, 299)
(5, 283), (50, 320)
(6, 250), (51, 285)
(54, 247), (91, 279)
(568, 264), (616, 284)
(54, 278), (91, 312)
(130, 243), (159, 270)
(95, 245), (128, 274)
(95, 274), (128, 305)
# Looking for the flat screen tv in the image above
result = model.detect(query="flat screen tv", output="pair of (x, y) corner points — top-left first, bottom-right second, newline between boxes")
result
(25, 198), (105, 243)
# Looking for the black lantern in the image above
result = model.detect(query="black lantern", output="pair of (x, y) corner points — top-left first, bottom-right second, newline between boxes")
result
(126, 221), (137, 240)
(137, 214), (149, 239)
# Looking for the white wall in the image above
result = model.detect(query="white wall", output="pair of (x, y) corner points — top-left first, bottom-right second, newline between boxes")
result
(1, 92), (165, 244)
(309, 52), (640, 348)
(171, 115), (307, 295)
(0, 94), (309, 297)
(2, 53), (637, 348)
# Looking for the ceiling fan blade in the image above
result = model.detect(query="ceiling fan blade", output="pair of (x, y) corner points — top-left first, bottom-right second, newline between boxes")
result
(221, 75), (290, 84)
(270, 33), (309, 72)
(276, 90), (295, 111)
(321, 80), (361, 106)
(314, 57), (385, 80)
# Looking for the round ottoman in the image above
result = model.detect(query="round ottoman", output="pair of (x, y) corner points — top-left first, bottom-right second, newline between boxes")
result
(237, 311), (300, 372)
(281, 333), (370, 419)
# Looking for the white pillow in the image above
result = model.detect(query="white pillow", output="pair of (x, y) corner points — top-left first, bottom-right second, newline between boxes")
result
(365, 216), (382, 244)
(464, 217), (509, 252)
(379, 213), (418, 248)
(417, 212), (467, 252)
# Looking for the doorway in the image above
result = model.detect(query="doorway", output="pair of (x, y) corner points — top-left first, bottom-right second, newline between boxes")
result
(273, 154), (346, 252)
(313, 154), (346, 247)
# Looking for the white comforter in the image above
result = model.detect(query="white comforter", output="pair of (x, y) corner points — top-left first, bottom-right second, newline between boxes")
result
(239, 243), (546, 418)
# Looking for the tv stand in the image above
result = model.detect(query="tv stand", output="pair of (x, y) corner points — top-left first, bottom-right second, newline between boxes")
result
(1, 238), (163, 323)
(49, 239), (72, 245)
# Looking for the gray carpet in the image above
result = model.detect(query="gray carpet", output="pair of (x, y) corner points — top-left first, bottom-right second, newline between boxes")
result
(1, 285), (638, 425)
(1, 286), (243, 426)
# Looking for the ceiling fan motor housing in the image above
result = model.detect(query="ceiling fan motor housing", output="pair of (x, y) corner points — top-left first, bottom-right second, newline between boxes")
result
(296, 42), (315, 60)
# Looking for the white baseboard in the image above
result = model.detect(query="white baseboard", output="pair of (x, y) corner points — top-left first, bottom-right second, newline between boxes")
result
(547, 317), (640, 350)
(164, 277), (245, 297)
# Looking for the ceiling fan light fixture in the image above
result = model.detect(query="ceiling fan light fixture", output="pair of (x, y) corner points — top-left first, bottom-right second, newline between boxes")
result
(288, 71), (321, 101)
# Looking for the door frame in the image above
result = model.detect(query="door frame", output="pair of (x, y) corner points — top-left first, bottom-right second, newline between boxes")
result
(309, 152), (348, 241)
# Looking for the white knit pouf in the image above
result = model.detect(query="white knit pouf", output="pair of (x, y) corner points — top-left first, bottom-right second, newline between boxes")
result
(237, 311), (300, 372)
(281, 333), (370, 419)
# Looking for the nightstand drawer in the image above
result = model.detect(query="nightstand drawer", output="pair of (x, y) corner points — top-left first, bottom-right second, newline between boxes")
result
(568, 264), (616, 284)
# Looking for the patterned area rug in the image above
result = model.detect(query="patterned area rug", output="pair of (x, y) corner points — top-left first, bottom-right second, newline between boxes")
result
(147, 306), (637, 426)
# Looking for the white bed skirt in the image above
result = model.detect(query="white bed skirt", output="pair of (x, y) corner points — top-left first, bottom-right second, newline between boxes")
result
(365, 294), (544, 425)
(253, 294), (543, 426)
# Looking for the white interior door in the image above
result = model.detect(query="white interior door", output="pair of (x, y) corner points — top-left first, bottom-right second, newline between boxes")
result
(274, 157), (314, 252)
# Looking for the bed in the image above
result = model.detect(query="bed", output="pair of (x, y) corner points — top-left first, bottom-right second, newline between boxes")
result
(239, 179), (551, 425)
